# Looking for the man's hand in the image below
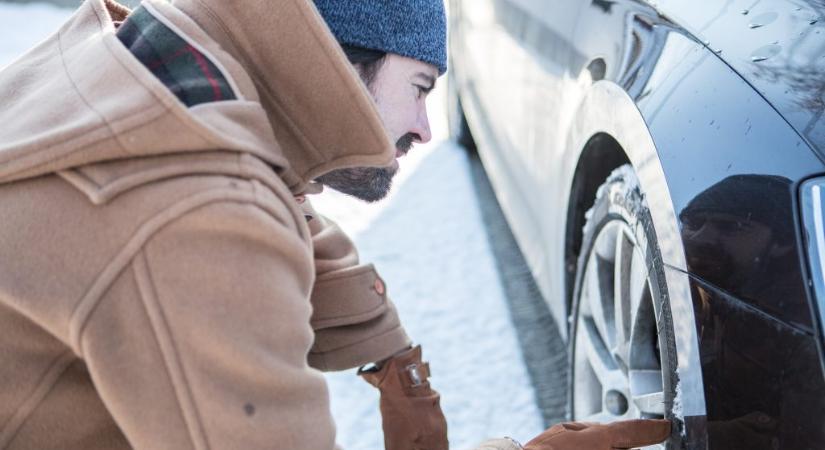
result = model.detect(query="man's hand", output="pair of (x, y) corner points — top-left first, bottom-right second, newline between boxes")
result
(522, 419), (671, 450)
(359, 345), (448, 450)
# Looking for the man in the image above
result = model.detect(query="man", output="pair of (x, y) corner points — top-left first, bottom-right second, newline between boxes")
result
(0, 0), (669, 448)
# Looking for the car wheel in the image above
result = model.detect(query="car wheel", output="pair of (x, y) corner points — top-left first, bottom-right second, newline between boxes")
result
(568, 164), (680, 448)
(446, 69), (476, 152)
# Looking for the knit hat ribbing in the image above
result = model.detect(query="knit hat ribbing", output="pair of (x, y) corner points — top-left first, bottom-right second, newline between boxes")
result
(313, 0), (447, 74)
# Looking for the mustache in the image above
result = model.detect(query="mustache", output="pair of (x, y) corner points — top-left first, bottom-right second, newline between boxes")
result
(396, 133), (419, 153)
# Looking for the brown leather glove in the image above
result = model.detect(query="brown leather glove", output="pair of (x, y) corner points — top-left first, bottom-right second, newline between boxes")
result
(522, 419), (671, 450)
(359, 345), (448, 450)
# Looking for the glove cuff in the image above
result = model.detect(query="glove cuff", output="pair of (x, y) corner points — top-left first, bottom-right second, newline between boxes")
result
(358, 345), (431, 392)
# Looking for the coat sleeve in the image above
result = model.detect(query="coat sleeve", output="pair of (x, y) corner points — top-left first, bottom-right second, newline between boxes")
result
(303, 199), (411, 371)
(78, 199), (337, 450)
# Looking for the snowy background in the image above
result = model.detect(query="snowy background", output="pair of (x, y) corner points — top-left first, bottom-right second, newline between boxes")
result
(0, 2), (547, 448)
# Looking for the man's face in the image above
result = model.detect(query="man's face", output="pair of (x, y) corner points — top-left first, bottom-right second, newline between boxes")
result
(316, 54), (437, 202)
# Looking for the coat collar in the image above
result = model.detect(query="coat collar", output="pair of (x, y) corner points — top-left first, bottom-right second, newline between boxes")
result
(168, 0), (396, 192)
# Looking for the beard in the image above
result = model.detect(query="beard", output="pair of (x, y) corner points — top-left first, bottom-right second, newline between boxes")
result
(315, 165), (397, 203)
(316, 133), (416, 202)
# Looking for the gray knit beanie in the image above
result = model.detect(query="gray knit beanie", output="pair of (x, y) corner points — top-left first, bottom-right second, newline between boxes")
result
(313, 0), (447, 74)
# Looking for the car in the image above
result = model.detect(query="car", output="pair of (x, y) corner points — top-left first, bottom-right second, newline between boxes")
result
(447, 0), (825, 448)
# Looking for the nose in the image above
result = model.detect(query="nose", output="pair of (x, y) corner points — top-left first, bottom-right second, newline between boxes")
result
(411, 104), (432, 144)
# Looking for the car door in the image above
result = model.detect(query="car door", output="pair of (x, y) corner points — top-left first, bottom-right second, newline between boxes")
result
(453, 0), (587, 299)
(456, 0), (583, 182)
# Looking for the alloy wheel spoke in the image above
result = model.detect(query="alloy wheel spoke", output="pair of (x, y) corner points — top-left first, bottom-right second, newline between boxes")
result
(585, 251), (615, 351)
(633, 391), (666, 416)
(613, 230), (634, 364)
(629, 369), (665, 416)
(580, 316), (626, 390)
(627, 238), (650, 341)
(626, 238), (660, 372)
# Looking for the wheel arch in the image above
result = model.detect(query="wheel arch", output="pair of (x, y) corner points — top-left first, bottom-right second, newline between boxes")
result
(560, 80), (708, 423)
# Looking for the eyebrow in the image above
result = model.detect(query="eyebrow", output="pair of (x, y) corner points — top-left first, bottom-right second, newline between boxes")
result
(413, 72), (437, 91)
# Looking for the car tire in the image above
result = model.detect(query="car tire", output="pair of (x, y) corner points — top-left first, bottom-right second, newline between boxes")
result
(568, 164), (681, 448)
(446, 70), (476, 152)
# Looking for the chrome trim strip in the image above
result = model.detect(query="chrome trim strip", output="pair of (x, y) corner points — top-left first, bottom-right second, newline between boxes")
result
(812, 185), (825, 288)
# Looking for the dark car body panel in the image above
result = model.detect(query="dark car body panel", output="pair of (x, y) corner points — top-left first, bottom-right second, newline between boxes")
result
(653, 0), (825, 161)
(450, 0), (825, 448)
(691, 276), (825, 449)
(630, 25), (822, 332)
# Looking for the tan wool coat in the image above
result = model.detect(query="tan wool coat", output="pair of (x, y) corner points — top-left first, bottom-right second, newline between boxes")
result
(0, 0), (521, 449)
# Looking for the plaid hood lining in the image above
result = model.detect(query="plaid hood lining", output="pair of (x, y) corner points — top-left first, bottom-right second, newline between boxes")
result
(116, 3), (240, 107)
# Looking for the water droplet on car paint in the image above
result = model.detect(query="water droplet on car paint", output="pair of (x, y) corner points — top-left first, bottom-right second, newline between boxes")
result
(703, 40), (711, 46)
(751, 43), (782, 62)
(810, 18), (820, 25)
(742, 9), (750, 15)
(710, 120), (716, 125)
(714, 48), (723, 54)
(749, 12), (779, 28)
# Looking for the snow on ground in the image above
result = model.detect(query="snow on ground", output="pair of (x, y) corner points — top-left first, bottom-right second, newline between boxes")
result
(0, 2), (73, 69)
(1, 3), (546, 448)
(316, 99), (545, 448)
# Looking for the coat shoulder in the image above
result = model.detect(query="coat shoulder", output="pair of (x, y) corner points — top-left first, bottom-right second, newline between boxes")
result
(0, 153), (307, 344)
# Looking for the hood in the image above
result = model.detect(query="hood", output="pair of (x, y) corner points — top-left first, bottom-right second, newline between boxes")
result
(0, 0), (395, 193)
(171, 0), (398, 186)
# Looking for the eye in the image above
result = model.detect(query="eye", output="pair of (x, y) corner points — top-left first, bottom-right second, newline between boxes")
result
(414, 84), (432, 99)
